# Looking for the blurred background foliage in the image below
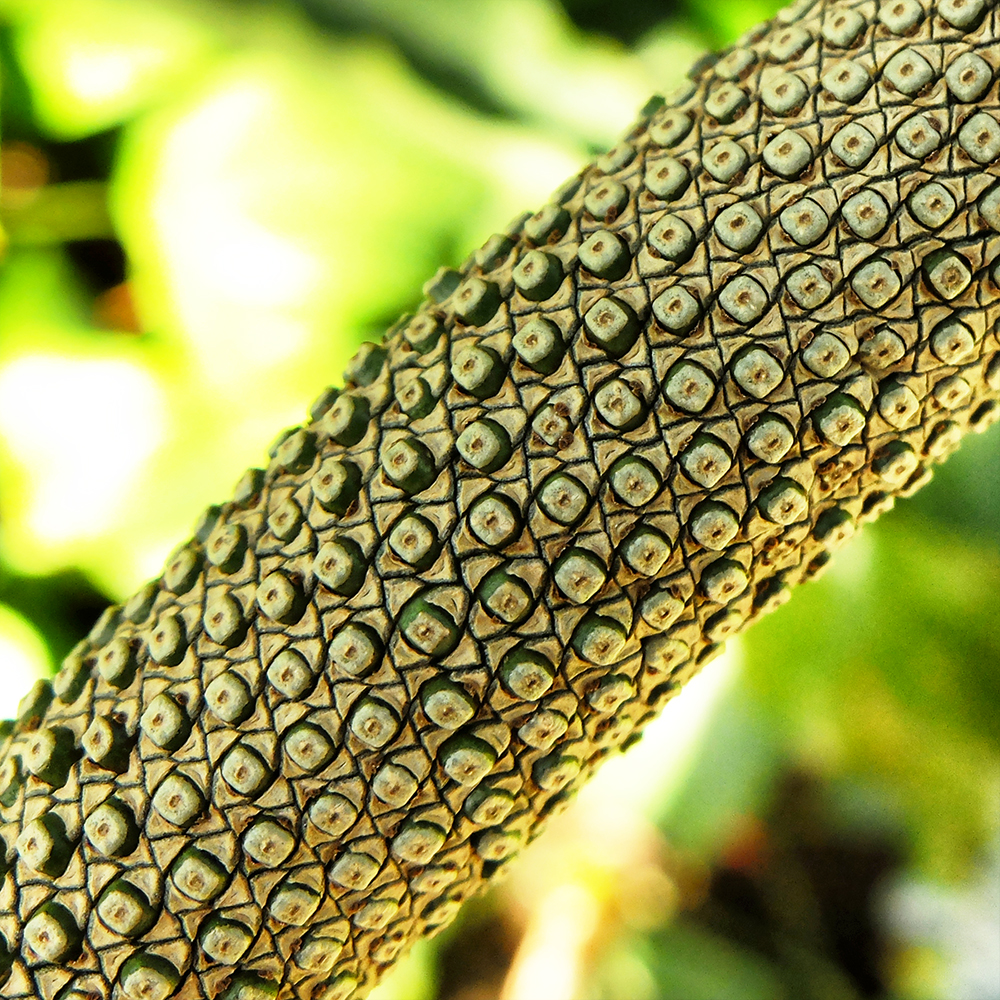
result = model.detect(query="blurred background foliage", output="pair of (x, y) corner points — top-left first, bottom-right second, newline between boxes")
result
(0, 1), (996, 998)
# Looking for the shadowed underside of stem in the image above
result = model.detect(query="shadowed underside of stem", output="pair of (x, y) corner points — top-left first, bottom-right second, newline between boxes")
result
(1, 0), (999, 997)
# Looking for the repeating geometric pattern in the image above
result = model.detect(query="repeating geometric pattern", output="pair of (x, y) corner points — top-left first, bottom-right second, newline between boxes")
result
(2, 0), (1000, 997)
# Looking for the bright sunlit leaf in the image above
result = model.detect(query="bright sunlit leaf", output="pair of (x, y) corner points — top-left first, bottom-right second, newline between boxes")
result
(0, 604), (51, 718)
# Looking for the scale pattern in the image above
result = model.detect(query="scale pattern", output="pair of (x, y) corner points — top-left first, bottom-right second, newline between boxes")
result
(2, 0), (1000, 997)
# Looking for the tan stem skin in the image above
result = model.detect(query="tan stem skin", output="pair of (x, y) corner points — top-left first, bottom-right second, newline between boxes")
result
(2, 1), (999, 997)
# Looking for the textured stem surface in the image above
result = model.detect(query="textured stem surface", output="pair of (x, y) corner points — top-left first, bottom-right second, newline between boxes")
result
(2, 1), (999, 997)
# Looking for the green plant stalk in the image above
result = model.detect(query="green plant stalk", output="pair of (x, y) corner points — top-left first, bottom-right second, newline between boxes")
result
(1, 0), (999, 997)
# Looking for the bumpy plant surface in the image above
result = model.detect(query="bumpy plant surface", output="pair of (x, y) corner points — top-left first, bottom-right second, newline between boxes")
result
(1, 0), (999, 997)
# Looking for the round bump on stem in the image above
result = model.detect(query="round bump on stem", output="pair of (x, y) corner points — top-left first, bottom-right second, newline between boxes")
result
(221, 741), (273, 798)
(553, 548), (608, 604)
(680, 434), (733, 488)
(468, 491), (522, 547)
(930, 319), (975, 365)
(478, 569), (533, 624)
(958, 112), (1000, 165)
(513, 315), (564, 374)
(257, 570), (306, 624)
(842, 189), (890, 240)
(243, 818), (296, 867)
(689, 500), (740, 550)
(500, 646), (556, 701)
(372, 762), (418, 807)
(322, 393), (370, 448)
(858, 328), (905, 370)
(747, 413), (795, 464)
(151, 772), (205, 828)
(512, 249), (564, 303)
(268, 882), (321, 927)
(831, 122), (876, 167)
(329, 621), (383, 678)
(399, 596), (461, 658)
(81, 714), (132, 773)
(922, 250), (972, 301)
(439, 733), (497, 786)
(878, 0), (923, 34)
(452, 345), (505, 398)
(147, 612), (187, 666)
(284, 721), (337, 773)
(609, 454), (662, 507)
(583, 296), (640, 356)
(620, 525), (672, 577)
(24, 725), (78, 787)
(200, 917), (254, 965)
(96, 637), (137, 690)
(649, 110), (692, 147)
(119, 954), (180, 1000)
(84, 797), (138, 858)
(779, 197), (829, 246)
(456, 419), (513, 474)
(163, 546), (199, 595)
(593, 378), (646, 430)
(24, 902), (82, 964)
(524, 203), (570, 244)
(311, 458), (362, 515)
(647, 214), (695, 263)
(644, 156), (689, 200)
(895, 113), (941, 159)
(537, 471), (590, 526)
(391, 822), (447, 864)
(266, 648), (314, 699)
(652, 286), (701, 335)
(872, 441), (919, 486)
(703, 138), (748, 182)
(822, 60), (870, 102)
(763, 130), (814, 177)
(140, 693), (190, 752)
(267, 496), (303, 541)
(760, 70), (808, 114)
(533, 753), (581, 792)
(206, 522), (247, 574)
(97, 879), (156, 938)
(786, 264), (833, 309)
(571, 613), (628, 665)
(348, 697), (400, 749)
(388, 512), (440, 570)
(309, 793), (358, 838)
(732, 346), (784, 400)
(714, 202), (764, 252)
(587, 674), (635, 713)
(421, 677), (477, 730)
(719, 274), (769, 325)
(454, 277), (501, 327)
(758, 477), (809, 525)
(701, 559), (749, 603)
(664, 359), (717, 413)
(172, 847), (229, 902)
(851, 259), (901, 309)
(382, 437), (437, 494)
(878, 381), (921, 429)
(882, 47), (935, 96)
(396, 375), (436, 419)
(802, 332), (851, 378)
(465, 786), (516, 825)
(314, 536), (367, 597)
(16, 813), (74, 876)
(203, 588), (246, 648)
(518, 709), (569, 750)
(814, 393), (868, 445)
